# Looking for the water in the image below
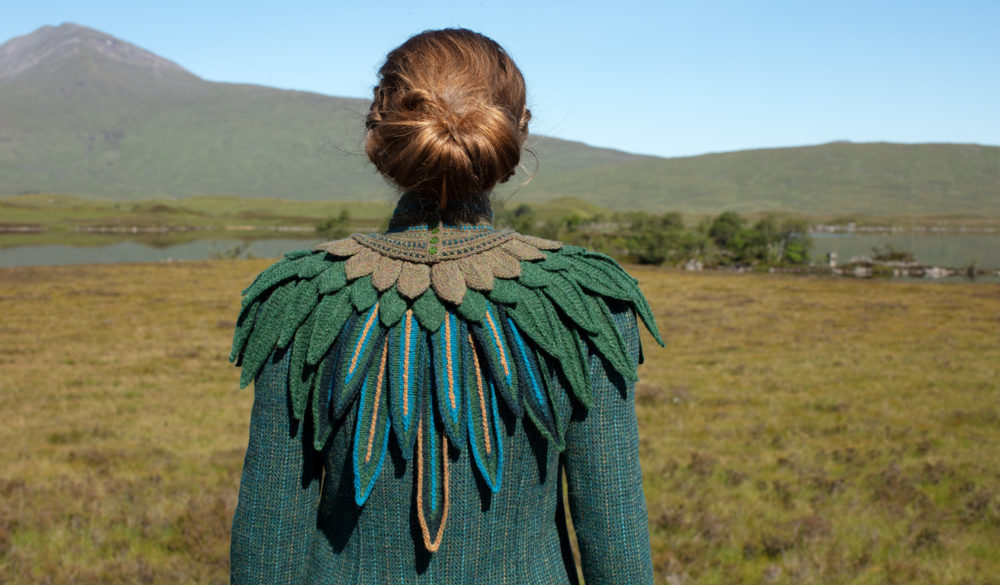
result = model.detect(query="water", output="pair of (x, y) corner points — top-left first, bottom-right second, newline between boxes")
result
(809, 233), (1000, 270)
(0, 238), (320, 267)
(1, 233), (998, 271)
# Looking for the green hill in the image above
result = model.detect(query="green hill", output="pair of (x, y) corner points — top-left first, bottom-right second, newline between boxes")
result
(1, 23), (997, 216)
(525, 141), (1000, 216)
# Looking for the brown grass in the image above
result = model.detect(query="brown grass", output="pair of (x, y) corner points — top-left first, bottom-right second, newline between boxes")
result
(0, 261), (997, 584)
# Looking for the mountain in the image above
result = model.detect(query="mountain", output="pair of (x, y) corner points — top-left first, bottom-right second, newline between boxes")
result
(1, 23), (997, 216)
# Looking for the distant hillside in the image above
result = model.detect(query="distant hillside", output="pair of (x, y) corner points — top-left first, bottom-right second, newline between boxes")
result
(1, 23), (997, 216)
(526, 142), (1000, 216)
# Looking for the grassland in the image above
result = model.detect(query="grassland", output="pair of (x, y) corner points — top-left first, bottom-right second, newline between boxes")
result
(0, 261), (997, 584)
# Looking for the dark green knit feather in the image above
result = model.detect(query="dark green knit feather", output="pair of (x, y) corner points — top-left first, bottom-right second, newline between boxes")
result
(315, 261), (348, 294)
(517, 261), (549, 288)
(296, 252), (335, 280)
(412, 289), (446, 332)
(631, 293), (664, 347)
(306, 289), (353, 365)
(565, 256), (635, 301)
(541, 272), (599, 334)
(240, 257), (297, 299)
(278, 280), (319, 349)
(587, 297), (638, 382)
(505, 288), (561, 358)
(487, 277), (522, 305)
(536, 251), (574, 271)
(378, 287), (408, 327)
(240, 284), (294, 388)
(455, 289), (487, 322)
(288, 312), (316, 421)
(349, 275), (378, 312)
(230, 297), (261, 364)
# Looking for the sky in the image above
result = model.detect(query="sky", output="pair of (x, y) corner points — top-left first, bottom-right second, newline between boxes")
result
(2, 0), (998, 159)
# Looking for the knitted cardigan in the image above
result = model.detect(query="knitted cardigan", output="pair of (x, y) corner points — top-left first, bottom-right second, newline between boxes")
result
(230, 196), (662, 584)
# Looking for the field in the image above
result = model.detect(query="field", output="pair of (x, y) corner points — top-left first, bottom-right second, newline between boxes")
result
(0, 260), (998, 584)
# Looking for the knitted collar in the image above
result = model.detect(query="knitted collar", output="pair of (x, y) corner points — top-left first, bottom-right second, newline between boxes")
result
(347, 192), (515, 264)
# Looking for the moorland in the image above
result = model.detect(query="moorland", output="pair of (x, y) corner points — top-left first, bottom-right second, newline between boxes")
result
(0, 260), (997, 584)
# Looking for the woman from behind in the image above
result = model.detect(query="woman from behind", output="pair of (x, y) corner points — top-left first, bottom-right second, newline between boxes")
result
(230, 28), (662, 584)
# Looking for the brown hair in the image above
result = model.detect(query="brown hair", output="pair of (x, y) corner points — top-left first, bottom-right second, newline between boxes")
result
(365, 29), (530, 208)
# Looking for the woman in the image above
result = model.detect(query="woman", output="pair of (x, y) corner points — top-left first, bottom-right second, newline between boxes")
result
(230, 28), (662, 584)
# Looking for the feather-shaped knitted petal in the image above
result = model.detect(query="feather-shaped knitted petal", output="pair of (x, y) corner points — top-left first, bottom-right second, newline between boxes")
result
(284, 248), (313, 260)
(378, 287), (407, 327)
(480, 248), (520, 279)
(431, 312), (466, 446)
(518, 261), (549, 288)
(558, 325), (593, 409)
(464, 333), (503, 492)
(537, 251), (574, 271)
(296, 252), (334, 279)
(388, 310), (425, 459)
(353, 337), (391, 506)
(345, 248), (380, 280)
(312, 336), (342, 449)
(582, 250), (639, 283)
(349, 275), (378, 312)
(288, 312), (317, 421)
(541, 272), (599, 334)
(416, 390), (450, 552)
(412, 289), (446, 332)
(588, 297), (639, 383)
(306, 289), (353, 365)
(240, 285), (294, 388)
(502, 317), (557, 442)
(488, 277), (525, 306)
(315, 262), (348, 294)
(504, 287), (561, 358)
(430, 261), (467, 305)
(457, 256), (494, 291)
(567, 256), (635, 301)
(330, 303), (384, 419)
(397, 262), (431, 299)
(538, 354), (570, 451)
(240, 257), (295, 299)
(455, 289), (487, 322)
(632, 293), (664, 347)
(514, 234), (562, 251)
(469, 304), (521, 417)
(371, 255), (403, 291)
(500, 239), (546, 261)
(240, 256), (286, 296)
(230, 297), (261, 364)
(278, 280), (319, 348)
(314, 237), (363, 257)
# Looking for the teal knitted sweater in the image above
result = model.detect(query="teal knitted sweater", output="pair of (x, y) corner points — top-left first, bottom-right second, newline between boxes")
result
(230, 198), (661, 584)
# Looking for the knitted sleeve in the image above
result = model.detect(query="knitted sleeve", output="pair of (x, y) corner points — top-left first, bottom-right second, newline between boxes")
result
(230, 350), (322, 585)
(563, 304), (654, 585)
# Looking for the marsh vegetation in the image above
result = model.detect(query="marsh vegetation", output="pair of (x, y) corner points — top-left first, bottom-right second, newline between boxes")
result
(0, 261), (997, 583)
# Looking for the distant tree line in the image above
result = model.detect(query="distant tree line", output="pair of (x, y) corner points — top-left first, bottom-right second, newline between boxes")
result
(496, 206), (812, 268)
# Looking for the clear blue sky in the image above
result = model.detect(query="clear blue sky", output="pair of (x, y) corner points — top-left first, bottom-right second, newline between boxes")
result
(3, 0), (998, 158)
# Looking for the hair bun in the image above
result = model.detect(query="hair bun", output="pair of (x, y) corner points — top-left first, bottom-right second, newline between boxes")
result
(365, 29), (530, 204)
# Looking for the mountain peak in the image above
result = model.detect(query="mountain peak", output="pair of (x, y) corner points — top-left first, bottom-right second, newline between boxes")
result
(0, 22), (192, 82)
